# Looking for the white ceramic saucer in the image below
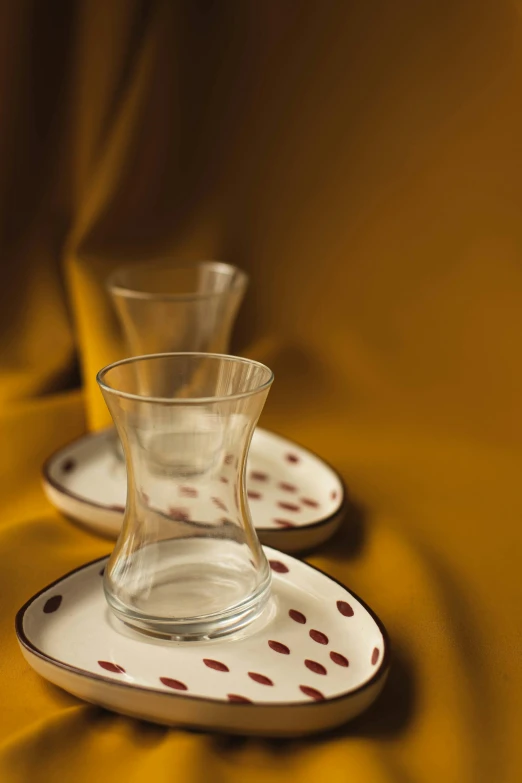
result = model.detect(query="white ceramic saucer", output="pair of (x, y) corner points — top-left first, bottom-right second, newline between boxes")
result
(42, 428), (345, 553)
(16, 547), (389, 736)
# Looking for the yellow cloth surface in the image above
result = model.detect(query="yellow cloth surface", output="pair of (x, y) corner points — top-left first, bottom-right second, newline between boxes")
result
(1, 1), (521, 781)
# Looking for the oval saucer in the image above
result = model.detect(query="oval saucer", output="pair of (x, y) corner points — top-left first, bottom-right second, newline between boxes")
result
(42, 428), (346, 553)
(16, 547), (389, 736)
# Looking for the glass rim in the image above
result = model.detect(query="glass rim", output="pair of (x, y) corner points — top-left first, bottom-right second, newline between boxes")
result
(96, 352), (274, 405)
(106, 260), (248, 302)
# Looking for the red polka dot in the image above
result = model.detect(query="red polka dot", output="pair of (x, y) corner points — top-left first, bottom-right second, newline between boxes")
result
(224, 454), (234, 465)
(310, 629), (329, 645)
(98, 661), (125, 674)
(330, 651), (349, 667)
(371, 647), (380, 665)
(220, 476), (229, 483)
(248, 672), (273, 686)
(268, 640), (290, 655)
(305, 659), (327, 675)
(274, 519), (296, 528)
(160, 677), (188, 691)
(228, 694), (252, 703)
(286, 453), (300, 464)
(278, 501), (300, 512)
(301, 498), (319, 508)
(110, 504), (125, 512)
(179, 486), (198, 498)
(250, 471), (268, 481)
(331, 490), (338, 501)
(289, 609), (306, 624)
(211, 497), (228, 511)
(62, 459), (75, 473)
(337, 600), (354, 617)
(247, 490), (262, 500)
(300, 685), (325, 701)
(269, 560), (289, 573)
(43, 595), (62, 614)
(279, 482), (297, 492)
(168, 507), (190, 521)
(203, 659), (229, 672)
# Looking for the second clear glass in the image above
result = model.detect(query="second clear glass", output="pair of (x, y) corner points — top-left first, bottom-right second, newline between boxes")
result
(107, 260), (248, 356)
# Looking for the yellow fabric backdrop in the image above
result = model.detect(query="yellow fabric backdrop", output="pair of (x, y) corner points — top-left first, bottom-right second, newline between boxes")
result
(0, 1), (521, 780)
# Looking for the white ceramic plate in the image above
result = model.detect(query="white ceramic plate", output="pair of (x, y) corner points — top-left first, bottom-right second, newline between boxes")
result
(42, 428), (345, 553)
(16, 548), (389, 736)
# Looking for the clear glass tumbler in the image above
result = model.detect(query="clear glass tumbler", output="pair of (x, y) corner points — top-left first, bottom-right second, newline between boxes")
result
(97, 353), (274, 641)
(107, 260), (248, 356)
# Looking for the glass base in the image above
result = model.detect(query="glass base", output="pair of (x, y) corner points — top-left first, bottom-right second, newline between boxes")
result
(103, 538), (272, 641)
(106, 579), (271, 641)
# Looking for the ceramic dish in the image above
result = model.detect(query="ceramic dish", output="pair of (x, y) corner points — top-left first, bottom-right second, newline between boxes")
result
(16, 547), (389, 737)
(42, 428), (345, 552)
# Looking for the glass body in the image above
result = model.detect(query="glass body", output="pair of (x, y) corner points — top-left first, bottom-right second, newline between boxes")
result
(107, 260), (248, 356)
(97, 353), (274, 641)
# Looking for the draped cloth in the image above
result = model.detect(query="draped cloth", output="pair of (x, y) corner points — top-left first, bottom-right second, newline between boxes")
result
(0, 1), (521, 781)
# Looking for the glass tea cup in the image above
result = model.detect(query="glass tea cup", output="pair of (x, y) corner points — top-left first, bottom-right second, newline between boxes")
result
(97, 353), (274, 641)
(107, 260), (248, 357)
(106, 261), (248, 463)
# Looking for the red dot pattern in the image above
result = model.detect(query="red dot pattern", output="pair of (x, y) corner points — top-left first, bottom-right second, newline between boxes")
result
(300, 685), (325, 701)
(305, 660), (327, 675)
(228, 694), (252, 703)
(286, 453), (300, 463)
(179, 486), (198, 498)
(160, 677), (188, 691)
(248, 672), (273, 686)
(43, 595), (62, 614)
(278, 501), (300, 512)
(211, 497), (227, 512)
(88, 594), (379, 704)
(274, 519), (296, 528)
(247, 491), (262, 500)
(301, 498), (319, 508)
(289, 609), (306, 624)
(330, 651), (349, 667)
(203, 659), (229, 672)
(269, 560), (289, 573)
(250, 471), (268, 481)
(337, 600), (354, 617)
(268, 640), (290, 655)
(310, 629), (329, 645)
(98, 661), (125, 674)
(168, 507), (190, 522)
(279, 482), (297, 492)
